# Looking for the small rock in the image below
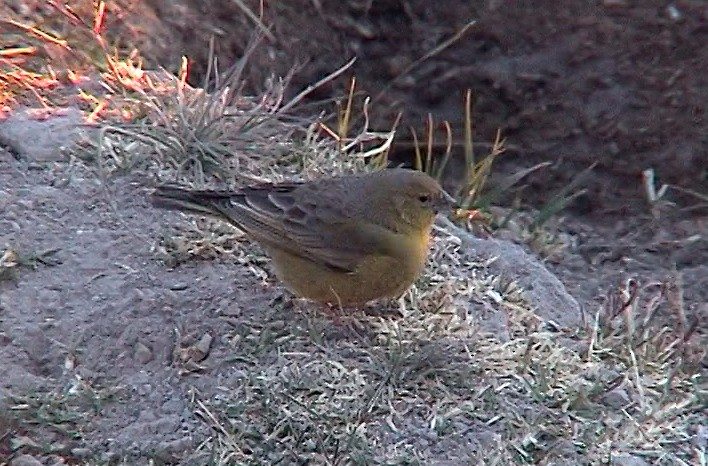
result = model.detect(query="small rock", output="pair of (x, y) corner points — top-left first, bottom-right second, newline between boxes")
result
(136, 383), (154, 396)
(70, 447), (92, 458)
(0, 189), (12, 210)
(694, 423), (707, 450)
(16, 199), (35, 210)
(176, 333), (213, 365)
(155, 436), (194, 460)
(666, 5), (683, 21)
(47, 455), (68, 466)
(160, 396), (186, 414)
(154, 414), (181, 435)
(99, 451), (119, 463)
(442, 218), (582, 328)
(9, 435), (40, 450)
(0, 107), (86, 162)
(11, 454), (44, 466)
(134, 342), (153, 364)
(0, 331), (12, 346)
(611, 453), (650, 466)
(192, 333), (213, 362)
(601, 387), (631, 409)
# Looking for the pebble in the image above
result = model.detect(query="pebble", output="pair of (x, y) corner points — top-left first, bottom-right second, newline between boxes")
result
(0, 189), (12, 210)
(612, 453), (650, 466)
(134, 342), (153, 364)
(47, 455), (68, 466)
(10, 454), (44, 466)
(601, 387), (631, 409)
(155, 436), (194, 458)
(70, 447), (92, 458)
(602, 0), (627, 7)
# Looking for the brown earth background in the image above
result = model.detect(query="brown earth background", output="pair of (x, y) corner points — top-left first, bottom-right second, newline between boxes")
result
(1, 0), (706, 464)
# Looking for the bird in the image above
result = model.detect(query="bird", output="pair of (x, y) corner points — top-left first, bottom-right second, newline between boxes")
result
(151, 168), (457, 305)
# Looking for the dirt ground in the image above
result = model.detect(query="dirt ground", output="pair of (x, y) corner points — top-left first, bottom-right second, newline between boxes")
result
(1, 0), (706, 465)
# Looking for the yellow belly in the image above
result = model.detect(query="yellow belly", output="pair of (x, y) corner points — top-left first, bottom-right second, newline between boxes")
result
(265, 232), (430, 305)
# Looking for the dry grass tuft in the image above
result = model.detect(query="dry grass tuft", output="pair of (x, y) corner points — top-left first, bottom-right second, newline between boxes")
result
(1, 1), (151, 117)
(3, 376), (124, 454)
(0, 246), (62, 282)
(169, 220), (704, 464)
(402, 89), (595, 263)
(2, 3), (703, 464)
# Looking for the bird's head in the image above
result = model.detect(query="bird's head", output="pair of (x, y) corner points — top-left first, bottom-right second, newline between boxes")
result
(367, 169), (458, 233)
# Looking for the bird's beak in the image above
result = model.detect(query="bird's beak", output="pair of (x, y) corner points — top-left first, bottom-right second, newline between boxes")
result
(436, 190), (459, 212)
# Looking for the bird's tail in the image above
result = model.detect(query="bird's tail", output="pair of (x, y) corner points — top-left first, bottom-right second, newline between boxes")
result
(151, 186), (233, 220)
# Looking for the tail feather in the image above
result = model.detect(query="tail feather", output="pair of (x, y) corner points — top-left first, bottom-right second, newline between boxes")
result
(151, 186), (233, 219)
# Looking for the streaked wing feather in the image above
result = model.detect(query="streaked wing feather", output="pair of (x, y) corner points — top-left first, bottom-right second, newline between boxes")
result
(217, 186), (392, 272)
(281, 216), (396, 272)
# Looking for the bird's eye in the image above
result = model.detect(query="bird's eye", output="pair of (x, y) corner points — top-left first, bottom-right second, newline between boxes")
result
(418, 194), (431, 204)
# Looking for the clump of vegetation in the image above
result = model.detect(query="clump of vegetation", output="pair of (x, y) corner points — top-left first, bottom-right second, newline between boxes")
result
(1, 2), (703, 465)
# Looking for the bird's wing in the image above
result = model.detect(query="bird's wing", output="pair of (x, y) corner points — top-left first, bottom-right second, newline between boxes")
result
(236, 184), (399, 273)
(152, 184), (298, 247)
(283, 211), (401, 273)
(154, 183), (397, 273)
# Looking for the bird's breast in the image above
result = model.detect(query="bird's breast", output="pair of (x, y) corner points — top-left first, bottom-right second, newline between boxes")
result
(265, 226), (433, 305)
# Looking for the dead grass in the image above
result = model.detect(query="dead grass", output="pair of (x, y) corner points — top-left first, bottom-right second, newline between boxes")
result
(1, 2), (704, 465)
(400, 89), (597, 263)
(1, 1), (151, 118)
(0, 246), (62, 282)
(2, 377), (123, 459)
(153, 204), (704, 465)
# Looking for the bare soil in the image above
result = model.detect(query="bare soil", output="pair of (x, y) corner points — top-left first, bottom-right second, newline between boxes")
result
(1, 0), (706, 465)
